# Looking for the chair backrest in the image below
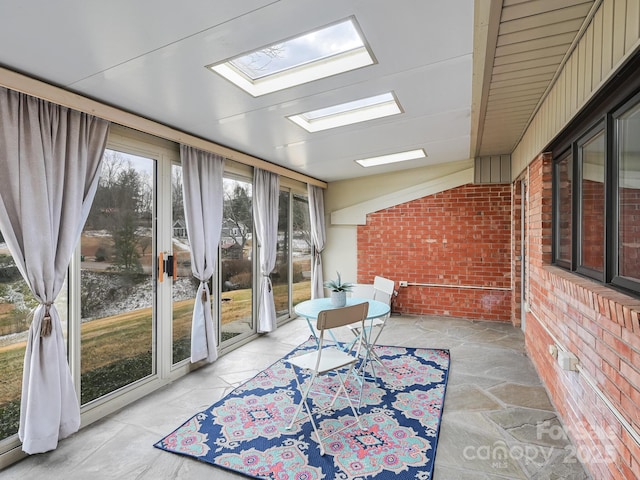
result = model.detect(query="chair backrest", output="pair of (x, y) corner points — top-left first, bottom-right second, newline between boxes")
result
(372, 276), (395, 305)
(316, 302), (369, 331)
(350, 283), (375, 299)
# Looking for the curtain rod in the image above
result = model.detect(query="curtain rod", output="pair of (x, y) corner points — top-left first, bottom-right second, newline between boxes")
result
(0, 67), (327, 189)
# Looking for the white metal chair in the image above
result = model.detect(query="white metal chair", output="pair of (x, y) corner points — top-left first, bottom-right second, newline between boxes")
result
(348, 276), (395, 380)
(285, 302), (369, 456)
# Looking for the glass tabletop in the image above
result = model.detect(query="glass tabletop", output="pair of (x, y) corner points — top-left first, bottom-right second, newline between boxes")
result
(294, 297), (390, 320)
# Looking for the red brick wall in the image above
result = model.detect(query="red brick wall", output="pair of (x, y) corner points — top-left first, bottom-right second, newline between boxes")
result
(524, 153), (640, 479)
(620, 186), (640, 279)
(582, 178), (605, 272)
(356, 183), (512, 321)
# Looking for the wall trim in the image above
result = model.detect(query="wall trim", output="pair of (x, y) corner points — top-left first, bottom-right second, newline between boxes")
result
(406, 282), (510, 291)
(331, 167), (474, 225)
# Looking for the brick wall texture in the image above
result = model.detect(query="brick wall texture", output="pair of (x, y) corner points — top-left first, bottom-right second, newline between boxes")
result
(356, 161), (640, 478)
(524, 154), (640, 479)
(356, 183), (512, 321)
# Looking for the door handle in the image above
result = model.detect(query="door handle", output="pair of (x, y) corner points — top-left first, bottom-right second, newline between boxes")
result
(158, 252), (164, 282)
(165, 254), (176, 280)
(158, 253), (176, 281)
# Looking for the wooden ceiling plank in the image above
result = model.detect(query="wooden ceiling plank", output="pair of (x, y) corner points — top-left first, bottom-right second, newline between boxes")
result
(490, 72), (555, 88)
(492, 55), (565, 74)
(497, 17), (584, 46)
(502, 0), (594, 23)
(494, 44), (571, 65)
(499, 3), (594, 34)
(489, 80), (550, 93)
(492, 63), (557, 81)
(496, 32), (577, 56)
(489, 92), (545, 106)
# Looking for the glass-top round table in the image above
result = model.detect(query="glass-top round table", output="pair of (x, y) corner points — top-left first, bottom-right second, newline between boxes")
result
(294, 297), (390, 349)
(294, 297), (390, 320)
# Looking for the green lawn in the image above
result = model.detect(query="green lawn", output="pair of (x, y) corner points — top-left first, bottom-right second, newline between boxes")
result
(0, 280), (311, 438)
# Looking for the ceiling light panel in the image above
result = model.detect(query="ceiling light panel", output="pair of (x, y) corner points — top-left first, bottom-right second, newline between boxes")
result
(207, 17), (375, 96)
(288, 92), (402, 132)
(356, 149), (427, 167)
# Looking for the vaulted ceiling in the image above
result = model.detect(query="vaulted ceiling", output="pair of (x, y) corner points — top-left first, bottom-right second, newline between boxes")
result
(0, 0), (596, 182)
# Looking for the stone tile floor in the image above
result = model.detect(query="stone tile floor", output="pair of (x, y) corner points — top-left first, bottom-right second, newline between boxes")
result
(1, 315), (591, 479)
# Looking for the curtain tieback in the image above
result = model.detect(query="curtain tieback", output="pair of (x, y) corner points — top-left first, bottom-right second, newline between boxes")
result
(263, 274), (273, 293)
(200, 281), (208, 303)
(41, 303), (53, 337)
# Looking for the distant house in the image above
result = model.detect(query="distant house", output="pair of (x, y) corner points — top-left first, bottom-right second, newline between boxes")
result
(173, 219), (187, 238)
(221, 218), (246, 239)
(221, 218), (251, 246)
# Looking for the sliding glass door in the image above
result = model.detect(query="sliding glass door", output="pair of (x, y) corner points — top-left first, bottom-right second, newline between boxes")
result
(171, 164), (196, 365)
(220, 176), (254, 344)
(292, 193), (312, 308)
(0, 125), (313, 461)
(273, 189), (312, 321)
(80, 149), (156, 404)
(274, 190), (290, 317)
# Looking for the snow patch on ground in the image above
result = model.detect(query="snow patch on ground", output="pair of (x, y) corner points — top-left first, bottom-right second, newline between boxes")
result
(81, 271), (197, 321)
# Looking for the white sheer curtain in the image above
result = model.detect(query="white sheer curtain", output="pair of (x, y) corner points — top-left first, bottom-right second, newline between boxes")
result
(308, 185), (326, 299)
(180, 145), (224, 363)
(254, 169), (279, 333)
(0, 87), (109, 454)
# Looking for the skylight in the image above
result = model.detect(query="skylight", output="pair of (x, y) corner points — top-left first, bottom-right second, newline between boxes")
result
(288, 93), (402, 132)
(355, 149), (427, 168)
(207, 18), (375, 96)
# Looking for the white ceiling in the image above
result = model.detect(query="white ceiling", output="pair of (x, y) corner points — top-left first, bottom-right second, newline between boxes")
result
(0, 0), (595, 183)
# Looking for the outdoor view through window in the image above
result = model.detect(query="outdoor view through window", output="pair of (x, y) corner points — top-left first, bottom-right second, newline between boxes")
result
(0, 149), (312, 443)
(0, 229), (34, 439)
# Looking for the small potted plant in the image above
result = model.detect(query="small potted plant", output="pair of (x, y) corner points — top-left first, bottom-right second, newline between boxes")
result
(324, 271), (354, 307)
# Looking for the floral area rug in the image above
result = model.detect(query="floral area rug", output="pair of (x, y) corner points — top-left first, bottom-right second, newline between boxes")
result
(154, 339), (450, 479)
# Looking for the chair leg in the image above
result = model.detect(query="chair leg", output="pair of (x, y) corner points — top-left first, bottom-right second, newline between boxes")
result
(329, 363), (359, 408)
(359, 320), (391, 380)
(334, 370), (364, 430)
(369, 321), (389, 370)
(287, 368), (314, 430)
(301, 393), (324, 455)
(287, 362), (366, 456)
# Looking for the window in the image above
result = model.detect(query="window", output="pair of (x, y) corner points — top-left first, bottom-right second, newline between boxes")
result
(553, 88), (640, 295)
(171, 164), (195, 365)
(0, 124), (313, 461)
(0, 103), (315, 464)
(80, 149), (156, 404)
(273, 189), (313, 321)
(0, 232), (34, 441)
(578, 126), (605, 279)
(554, 152), (573, 268)
(288, 92), (401, 132)
(292, 193), (312, 307)
(274, 190), (290, 317)
(355, 149), (426, 168)
(207, 17), (374, 96)
(220, 176), (254, 344)
(614, 96), (640, 290)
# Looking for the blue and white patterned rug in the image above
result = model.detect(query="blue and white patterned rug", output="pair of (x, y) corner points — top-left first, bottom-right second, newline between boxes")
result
(155, 339), (450, 479)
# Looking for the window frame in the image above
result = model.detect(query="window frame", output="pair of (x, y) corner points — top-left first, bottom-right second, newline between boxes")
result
(553, 149), (574, 270)
(610, 90), (640, 293)
(575, 121), (606, 282)
(551, 57), (640, 297)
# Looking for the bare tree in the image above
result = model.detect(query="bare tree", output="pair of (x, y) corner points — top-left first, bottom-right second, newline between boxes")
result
(223, 182), (252, 248)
